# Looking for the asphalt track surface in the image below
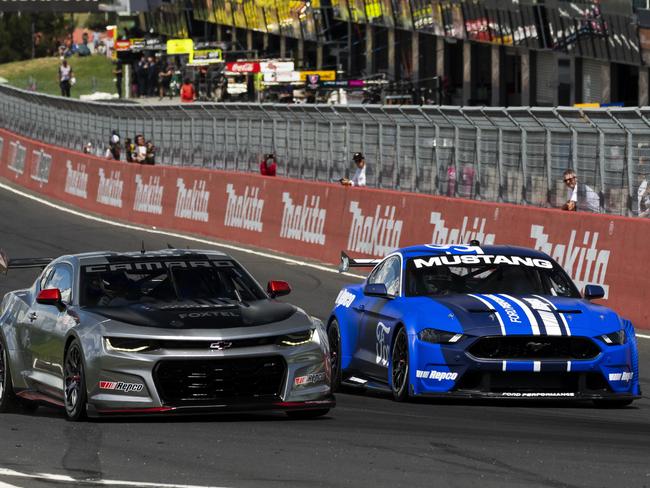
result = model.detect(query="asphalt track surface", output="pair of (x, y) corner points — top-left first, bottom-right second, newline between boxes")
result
(0, 184), (649, 488)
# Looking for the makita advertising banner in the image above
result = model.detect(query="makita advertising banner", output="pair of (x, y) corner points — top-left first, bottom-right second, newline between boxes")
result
(1, 128), (648, 328)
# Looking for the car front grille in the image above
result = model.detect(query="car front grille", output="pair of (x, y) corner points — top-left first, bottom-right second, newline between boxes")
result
(454, 371), (610, 393)
(467, 336), (601, 361)
(154, 356), (286, 406)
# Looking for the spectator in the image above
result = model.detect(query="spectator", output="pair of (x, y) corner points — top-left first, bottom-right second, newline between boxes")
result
(134, 135), (147, 163)
(107, 130), (121, 160)
(113, 61), (123, 99)
(135, 56), (147, 97)
(147, 56), (159, 97)
(180, 78), (196, 103)
(124, 138), (135, 163)
(637, 158), (650, 217)
(58, 58), (73, 97)
(158, 61), (173, 99)
(145, 141), (156, 165)
(561, 168), (600, 213)
(260, 153), (277, 176)
(340, 152), (367, 187)
(83, 142), (93, 154)
(446, 162), (456, 197)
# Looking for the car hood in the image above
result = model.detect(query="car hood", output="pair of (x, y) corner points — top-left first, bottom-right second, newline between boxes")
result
(82, 299), (298, 330)
(411, 294), (621, 337)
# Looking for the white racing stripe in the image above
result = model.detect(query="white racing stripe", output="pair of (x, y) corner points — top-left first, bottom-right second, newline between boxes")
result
(533, 361), (541, 372)
(0, 468), (226, 488)
(499, 294), (540, 335)
(468, 294), (505, 335)
(0, 181), (365, 280)
(534, 295), (571, 336)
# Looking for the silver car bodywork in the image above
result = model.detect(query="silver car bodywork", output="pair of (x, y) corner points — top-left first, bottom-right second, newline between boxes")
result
(0, 250), (334, 417)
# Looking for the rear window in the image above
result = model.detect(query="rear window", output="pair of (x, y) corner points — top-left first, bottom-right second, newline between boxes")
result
(80, 259), (266, 307)
(405, 254), (580, 298)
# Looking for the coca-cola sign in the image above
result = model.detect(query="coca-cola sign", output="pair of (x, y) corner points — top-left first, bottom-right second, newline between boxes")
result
(226, 62), (261, 73)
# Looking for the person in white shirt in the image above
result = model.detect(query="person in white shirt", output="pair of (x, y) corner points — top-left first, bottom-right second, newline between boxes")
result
(562, 168), (600, 213)
(341, 152), (367, 187)
(58, 59), (73, 97)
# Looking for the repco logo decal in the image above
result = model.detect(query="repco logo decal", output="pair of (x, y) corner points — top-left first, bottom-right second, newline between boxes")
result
(347, 202), (402, 257)
(530, 225), (610, 297)
(99, 381), (144, 393)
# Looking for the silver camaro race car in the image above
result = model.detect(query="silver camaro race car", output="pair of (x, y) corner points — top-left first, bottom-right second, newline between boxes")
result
(0, 249), (334, 420)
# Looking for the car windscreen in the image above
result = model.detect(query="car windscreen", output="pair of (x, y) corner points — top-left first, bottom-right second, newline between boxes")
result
(405, 254), (580, 298)
(80, 259), (267, 307)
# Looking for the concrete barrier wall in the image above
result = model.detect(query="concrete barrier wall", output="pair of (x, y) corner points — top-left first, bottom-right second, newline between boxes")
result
(1, 128), (648, 329)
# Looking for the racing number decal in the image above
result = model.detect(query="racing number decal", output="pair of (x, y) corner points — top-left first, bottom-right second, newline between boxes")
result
(375, 322), (391, 367)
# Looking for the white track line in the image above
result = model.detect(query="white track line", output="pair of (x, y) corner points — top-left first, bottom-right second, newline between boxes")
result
(0, 468), (226, 488)
(0, 181), (364, 280)
(1, 181), (649, 338)
(0, 480), (22, 488)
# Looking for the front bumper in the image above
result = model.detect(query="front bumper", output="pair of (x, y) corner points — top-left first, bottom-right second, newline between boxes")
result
(409, 333), (640, 400)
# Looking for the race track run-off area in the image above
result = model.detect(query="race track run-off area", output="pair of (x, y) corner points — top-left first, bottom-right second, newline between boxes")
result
(0, 184), (649, 488)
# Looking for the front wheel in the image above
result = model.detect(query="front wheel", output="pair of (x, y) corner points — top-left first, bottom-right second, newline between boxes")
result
(328, 320), (342, 392)
(0, 337), (18, 413)
(64, 341), (88, 421)
(286, 409), (330, 419)
(391, 328), (410, 402)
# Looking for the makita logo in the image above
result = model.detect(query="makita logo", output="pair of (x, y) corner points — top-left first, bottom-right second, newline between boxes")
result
(175, 178), (210, 222)
(224, 184), (264, 232)
(8, 141), (26, 174)
(30, 149), (52, 184)
(134, 175), (164, 215)
(429, 212), (496, 245)
(64, 160), (88, 198)
(280, 192), (326, 245)
(530, 225), (610, 297)
(347, 202), (402, 257)
(96, 169), (124, 208)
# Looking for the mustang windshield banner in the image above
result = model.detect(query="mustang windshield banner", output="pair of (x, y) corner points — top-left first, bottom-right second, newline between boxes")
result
(1, 127), (649, 329)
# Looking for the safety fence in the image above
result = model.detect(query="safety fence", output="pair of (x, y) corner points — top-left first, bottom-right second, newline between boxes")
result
(2, 84), (650, 216)
(2, 126), (650, 328)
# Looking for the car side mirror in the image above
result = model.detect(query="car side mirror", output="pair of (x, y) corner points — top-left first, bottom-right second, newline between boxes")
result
(267, 280), (291, 298)
(37, 288), (62, 306)
(584, 284), (605, 300)
(364, 283), (389, 297)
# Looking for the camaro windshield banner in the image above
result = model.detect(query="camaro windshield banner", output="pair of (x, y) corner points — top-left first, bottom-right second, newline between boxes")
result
(1, 127), (649, 329)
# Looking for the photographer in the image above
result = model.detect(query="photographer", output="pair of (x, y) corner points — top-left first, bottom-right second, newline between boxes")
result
(260, 153), (277, 177)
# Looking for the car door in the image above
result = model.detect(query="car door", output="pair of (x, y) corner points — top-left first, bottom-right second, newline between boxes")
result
(26, 263), (73, 394)
(356, 255), (402, 381)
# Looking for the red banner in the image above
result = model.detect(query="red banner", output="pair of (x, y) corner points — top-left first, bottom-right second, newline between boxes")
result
(225, 61), (260, 73)
(1, 128), (649, 329)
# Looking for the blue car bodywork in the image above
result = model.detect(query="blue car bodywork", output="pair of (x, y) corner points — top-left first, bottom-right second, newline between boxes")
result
(328, 244), (641, 404)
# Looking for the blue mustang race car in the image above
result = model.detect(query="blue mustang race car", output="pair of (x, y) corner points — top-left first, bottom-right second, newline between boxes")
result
(328, 244), (641, 406)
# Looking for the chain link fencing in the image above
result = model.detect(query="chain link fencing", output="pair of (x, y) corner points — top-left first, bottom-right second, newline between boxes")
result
(2, 84), (650, 216)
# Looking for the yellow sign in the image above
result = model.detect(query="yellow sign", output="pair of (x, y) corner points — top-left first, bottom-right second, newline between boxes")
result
(166, 39), (194, 55)
(299, 70), (336, 82)
(190, 49), (223, 64)
(574, 103), (600, 108)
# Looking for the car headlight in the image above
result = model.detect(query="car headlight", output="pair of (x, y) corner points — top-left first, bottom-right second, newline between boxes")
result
(105, 337), (161, 353)
(276, 329), (314, 346)
(418, 328), (464, 344)
(600, 330), (626, 345)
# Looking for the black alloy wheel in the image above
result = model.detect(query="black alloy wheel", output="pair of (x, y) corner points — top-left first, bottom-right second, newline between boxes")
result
(391, 327), (410, 402)
(0, 338), (18, 412)
(64, 341), (88, 421)
(328, 320), (342, 392)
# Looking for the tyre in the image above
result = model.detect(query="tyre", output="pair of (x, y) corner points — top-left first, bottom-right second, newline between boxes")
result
(0, 337), (18, 413)
(286, 409), (330, 419)
(328, 320), (342, 392)
(593, 399), (634, 408)
(63, 340), (88, 421)
(391, 327), (410, 402)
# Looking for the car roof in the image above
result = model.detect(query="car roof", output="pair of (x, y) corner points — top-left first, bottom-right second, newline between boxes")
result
(397, 244), (552, 261)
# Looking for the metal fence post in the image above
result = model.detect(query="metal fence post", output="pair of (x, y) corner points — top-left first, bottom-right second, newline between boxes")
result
(378, 122), (383, 188)
(497, 128), (504, 201)
(546, 130), (553, 206)
(414, 124), (420, 193)
(521, 129), (528, 204)
(626, 131), (634, 215)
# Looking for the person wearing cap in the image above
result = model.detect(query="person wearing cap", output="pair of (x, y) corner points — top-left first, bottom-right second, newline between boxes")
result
(341, 152), (367, 187)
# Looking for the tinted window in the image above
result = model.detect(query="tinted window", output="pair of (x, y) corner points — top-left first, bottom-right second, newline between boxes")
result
(80, 259), (266, 307)
(45, 265), (73, 303)
(405, 255), (580, 298)
(368, 256), (401, 296)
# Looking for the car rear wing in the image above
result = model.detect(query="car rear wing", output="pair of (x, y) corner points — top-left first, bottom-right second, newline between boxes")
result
(338, 251), (381, 273)
(0, 250), (53, 274)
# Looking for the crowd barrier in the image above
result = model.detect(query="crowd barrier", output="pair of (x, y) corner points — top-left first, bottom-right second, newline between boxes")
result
(1, 127), (648, 329)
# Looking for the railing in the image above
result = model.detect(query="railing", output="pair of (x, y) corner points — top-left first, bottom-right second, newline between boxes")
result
(1, 83), (649, 216)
